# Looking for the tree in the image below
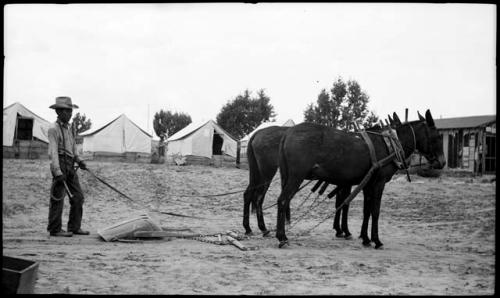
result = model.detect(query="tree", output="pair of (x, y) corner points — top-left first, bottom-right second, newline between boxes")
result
(216, 89), (276, 139)
(72, 112), (92, 134)
(303, 77), (379, 131)
(153, 110), (192, 142)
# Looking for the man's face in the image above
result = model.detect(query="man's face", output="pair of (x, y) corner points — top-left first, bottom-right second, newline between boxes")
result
(57, 108), (73, 123)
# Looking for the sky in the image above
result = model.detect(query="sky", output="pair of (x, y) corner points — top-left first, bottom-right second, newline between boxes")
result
(3, 3), (497, 137)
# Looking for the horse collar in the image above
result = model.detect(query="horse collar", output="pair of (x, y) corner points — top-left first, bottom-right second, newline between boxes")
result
(359, 131), (377, 167)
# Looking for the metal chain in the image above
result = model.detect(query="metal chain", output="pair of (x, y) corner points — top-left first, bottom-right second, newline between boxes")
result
(262, 180), (314, 211)
(191, 236), (226, 245)
(296, 210), (337, 236)
(288, 193), (331, 231)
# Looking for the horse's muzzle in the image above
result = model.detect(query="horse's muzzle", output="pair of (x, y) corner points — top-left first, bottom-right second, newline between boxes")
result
(431, 155), (446, 169)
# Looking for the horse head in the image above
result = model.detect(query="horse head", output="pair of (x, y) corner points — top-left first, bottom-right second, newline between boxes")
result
(392, 112), (403, 125)
(387, 112), (403, 128)
(413, 110), (446, 169)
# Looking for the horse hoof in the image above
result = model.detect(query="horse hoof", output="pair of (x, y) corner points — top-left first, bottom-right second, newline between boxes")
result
(278, 240), (289, 248)
(245, 231), (254, 236)
(375, 243), (384, 249)
(344, 234), (353, 240)
(262, 230), (271, 237)
(362, 240), (371, 247)
(335, 232), (344, 238)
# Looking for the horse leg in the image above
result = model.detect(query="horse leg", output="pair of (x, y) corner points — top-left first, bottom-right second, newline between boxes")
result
(256, 190), (271, 237)
(359, 190), (372, 246)
(333, 189), (344, 238)
(243, 187), (254, 235)
(285, 204), (291, 225)
(369, 181), (386, 249)
(340, 186), (353, 239)
(256, 171), (277, 237)
(276, 178), (302, 248)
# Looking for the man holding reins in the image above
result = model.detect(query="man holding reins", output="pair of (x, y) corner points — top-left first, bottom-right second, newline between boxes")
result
(47, 96), (90, 237)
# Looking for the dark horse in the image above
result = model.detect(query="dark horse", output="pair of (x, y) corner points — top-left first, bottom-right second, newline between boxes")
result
(275, 109), (445, 248)
(242, 126), (292, 236)
(242, 126), (354, 238)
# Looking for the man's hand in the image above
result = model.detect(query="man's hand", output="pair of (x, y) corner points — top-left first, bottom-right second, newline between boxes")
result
(54, 174), (66, 183)
(78, 160), (88, 170)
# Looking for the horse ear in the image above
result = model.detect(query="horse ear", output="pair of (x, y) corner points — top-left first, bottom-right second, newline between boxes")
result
(417, 111), (425, 121)
(392, 112), (402, 125)
(425, 109), (435, 127)
(387, 114), (394, 125)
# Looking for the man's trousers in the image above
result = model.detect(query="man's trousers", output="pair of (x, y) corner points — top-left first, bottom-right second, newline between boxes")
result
(47, 156), (85, 233)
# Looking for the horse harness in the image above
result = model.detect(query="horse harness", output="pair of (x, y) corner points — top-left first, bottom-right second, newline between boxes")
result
(333, 125), (416, 212)
(359, 124), (415, 178)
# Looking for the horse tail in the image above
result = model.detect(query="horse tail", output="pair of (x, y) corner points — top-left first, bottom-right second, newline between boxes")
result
(246, 133), (260, 214)
(278, 130), (289, 189)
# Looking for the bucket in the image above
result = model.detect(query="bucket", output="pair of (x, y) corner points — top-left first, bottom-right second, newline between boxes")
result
(97, 214), (162, 242)
(2, 256), (39, 294)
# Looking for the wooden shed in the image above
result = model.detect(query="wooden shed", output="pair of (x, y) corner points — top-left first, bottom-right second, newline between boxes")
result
(434, 115), (496, 175)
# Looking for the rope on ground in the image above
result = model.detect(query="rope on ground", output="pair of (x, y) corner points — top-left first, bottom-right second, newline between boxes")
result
(170, 175), (281, 198)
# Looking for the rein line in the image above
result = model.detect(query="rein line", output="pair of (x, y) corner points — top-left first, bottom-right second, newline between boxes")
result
(170, 175), (282, 198)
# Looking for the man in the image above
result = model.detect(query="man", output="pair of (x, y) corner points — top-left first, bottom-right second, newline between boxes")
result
(47, 96), (90, 237)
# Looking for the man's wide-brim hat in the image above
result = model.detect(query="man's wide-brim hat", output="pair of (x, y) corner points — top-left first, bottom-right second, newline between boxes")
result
(49, 96), (79, 109)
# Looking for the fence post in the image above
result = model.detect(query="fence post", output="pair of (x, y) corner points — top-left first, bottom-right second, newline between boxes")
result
(236, 141), (241, 168)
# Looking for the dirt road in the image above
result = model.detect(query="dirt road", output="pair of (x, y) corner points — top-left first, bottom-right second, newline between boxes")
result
(2, 159), (495, 294)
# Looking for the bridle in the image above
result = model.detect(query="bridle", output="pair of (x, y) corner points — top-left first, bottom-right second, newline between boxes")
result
(411, 121), (441, 167)
(402, 122), (417, 158)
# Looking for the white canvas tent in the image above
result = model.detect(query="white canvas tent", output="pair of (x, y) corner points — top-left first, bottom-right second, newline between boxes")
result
(239, 119), (295, 159)
(240, 119), (295, 144)
(79, 114), (152, 154)
(3, 102), (51, 146)
(167, 120), (237, 159)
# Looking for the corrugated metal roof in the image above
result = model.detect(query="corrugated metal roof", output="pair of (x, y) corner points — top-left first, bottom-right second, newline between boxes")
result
(434, 115), (496, 130)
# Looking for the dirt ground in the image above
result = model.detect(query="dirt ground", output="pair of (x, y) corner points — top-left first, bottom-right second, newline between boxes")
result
(2, 159), (495, 295)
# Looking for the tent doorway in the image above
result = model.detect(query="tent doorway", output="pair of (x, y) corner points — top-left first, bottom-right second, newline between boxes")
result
(15, 116), (34, 140)
(212, 132), (223, 155)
